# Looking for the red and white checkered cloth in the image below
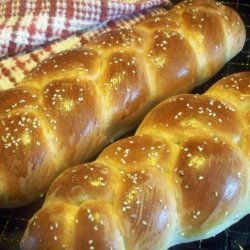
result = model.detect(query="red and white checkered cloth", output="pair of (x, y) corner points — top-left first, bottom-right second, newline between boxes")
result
(0, 0), (172, 90)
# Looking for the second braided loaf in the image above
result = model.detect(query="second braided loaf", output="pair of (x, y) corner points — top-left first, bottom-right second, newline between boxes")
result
(21, 72), (250, 249)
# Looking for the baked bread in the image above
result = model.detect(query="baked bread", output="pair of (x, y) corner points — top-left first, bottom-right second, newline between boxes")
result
(21, 72), (250, 250)
(0, 0), (246, 207)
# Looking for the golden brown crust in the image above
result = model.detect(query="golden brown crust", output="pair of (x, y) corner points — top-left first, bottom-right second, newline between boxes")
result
(21, 203), (80, 249)
(145, 29), (197, 101)
(0, 0), (246, 207)
(21, 72), (250, 249)
(137, 94), (242, 144)
(46, 162), (120, 206)
(174, 136), (247, 235)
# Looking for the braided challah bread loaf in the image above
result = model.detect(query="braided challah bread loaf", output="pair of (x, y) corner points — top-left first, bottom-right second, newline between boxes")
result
(0, 0), (246, 207)
(21, 72), (250, 250)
